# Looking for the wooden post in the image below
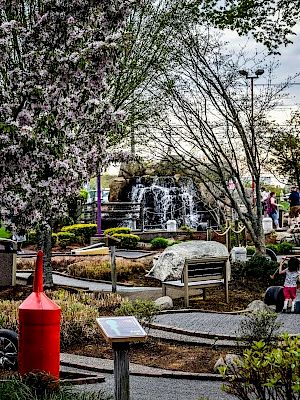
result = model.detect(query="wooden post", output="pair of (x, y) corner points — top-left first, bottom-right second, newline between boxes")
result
(234, 220), (240, 247)
(224, 260), (229, 303)
(112, 342), (130, 400)
(225, 220), (231, 251)
(110, 245), (117, 293)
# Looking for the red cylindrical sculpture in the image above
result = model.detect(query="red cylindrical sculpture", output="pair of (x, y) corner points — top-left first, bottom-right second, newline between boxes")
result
(18, 250), (61, 378)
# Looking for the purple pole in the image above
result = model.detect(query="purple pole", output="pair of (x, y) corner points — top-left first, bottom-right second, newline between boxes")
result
(96, 174), (102, 236)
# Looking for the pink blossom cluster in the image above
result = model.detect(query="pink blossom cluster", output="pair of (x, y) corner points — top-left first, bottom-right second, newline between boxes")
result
(0, 0), (133, 230)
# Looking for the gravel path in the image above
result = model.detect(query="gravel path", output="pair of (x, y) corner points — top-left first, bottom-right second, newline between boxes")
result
(75, 373), (235, 400)
(153, 311), (300, 337)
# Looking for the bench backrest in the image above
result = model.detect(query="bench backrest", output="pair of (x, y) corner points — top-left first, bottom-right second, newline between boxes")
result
(181, 256), (228, 282)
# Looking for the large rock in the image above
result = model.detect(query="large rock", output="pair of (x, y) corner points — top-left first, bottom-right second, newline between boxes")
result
(147, 240), (229, 282)
(246, 300), (273, 313)
(154, 296), (173, 310)
(108, 177), (128, 202)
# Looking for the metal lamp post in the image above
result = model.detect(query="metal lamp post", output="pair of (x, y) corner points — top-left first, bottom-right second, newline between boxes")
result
(239, 68), (264, 206)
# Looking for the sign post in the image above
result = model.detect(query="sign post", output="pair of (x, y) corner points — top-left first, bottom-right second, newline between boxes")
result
(96, 316), (147, 400)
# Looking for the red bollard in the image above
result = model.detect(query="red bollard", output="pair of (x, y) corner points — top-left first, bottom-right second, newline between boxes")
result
(18, 250), (61, 378)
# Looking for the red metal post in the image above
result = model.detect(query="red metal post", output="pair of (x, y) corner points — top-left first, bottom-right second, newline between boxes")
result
(18, 250), (61, 378)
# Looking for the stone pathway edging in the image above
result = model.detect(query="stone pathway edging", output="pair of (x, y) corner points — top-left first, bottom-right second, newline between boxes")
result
(145, 321), (237, 341)
(60, 354), (223, 381)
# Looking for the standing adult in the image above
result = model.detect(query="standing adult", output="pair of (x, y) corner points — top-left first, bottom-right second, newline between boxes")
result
(261, 187), (269, 216)
(288, 186), (300, 224)
(266, 192), (279, 229)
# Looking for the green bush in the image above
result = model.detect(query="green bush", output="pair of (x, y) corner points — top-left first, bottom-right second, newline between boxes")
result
(0, 374), (112, 399)
(266, 243), (279, 254)
(237, 311), (282, 347)
(266, 242), (294, 255)
(56, 232), (76, 249)
(150, 237), (169, 249)
(51, 233), (57, 247)
(245, 255), (278, 278)
(277, 241), (293, 254)
(246, 246), (255, 255)
(114, 299), (158, 326)
(61, 223), (97, 243)
(231, 255), (282, 286)
(104, 227), (131, 236)
(25, 230), (36, 245)
(112, 233), (140, 249)
(220, 334), (300, 400)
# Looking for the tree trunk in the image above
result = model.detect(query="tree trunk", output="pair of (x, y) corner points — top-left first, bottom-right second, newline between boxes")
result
(252, 222), (266, 255)
(36, 224), (53, 287)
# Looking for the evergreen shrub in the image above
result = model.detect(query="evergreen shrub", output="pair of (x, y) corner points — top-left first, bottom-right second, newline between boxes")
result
(103, 227), (131, 236)
(114, 299), (158, 326)
(112, 233), (140, 249)
(56, 232), (76, 249)
(61, 223), (97, 243)
(150, 237), (169, 249)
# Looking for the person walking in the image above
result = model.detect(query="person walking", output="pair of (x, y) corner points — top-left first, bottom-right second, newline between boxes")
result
(266, 192), (279, 229)
(279, 256), (300, 313)
(288, 186), (300, 225)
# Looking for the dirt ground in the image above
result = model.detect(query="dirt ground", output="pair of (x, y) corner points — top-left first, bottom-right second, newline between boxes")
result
(67, 338), (231, 374)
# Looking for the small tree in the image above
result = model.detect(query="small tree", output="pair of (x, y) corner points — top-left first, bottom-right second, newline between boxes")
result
(144, 29), (287, 253)
(0, 1), (132, 285)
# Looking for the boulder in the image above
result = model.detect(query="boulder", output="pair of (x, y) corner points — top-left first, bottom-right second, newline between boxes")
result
(154, 296), (173, 310)
(246, 300), (273, 313)
(108, 177), (128, 202)
(146, 240), (229, 282)
(214, 354), (242, 374)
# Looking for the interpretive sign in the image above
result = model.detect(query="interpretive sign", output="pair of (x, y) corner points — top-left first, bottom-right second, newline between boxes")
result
(96, 316), (147, 343)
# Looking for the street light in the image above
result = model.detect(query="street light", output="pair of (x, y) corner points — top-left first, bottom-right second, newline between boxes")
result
(239, 68), (264, 206)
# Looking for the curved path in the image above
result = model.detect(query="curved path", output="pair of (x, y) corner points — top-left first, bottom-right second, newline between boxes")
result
(152, 310), (300, 338)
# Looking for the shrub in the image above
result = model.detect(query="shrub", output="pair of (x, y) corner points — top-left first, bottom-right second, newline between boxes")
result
(265, 242), (293, 255)
(150, 237), (169, 249)
(277, 241), (293, 254)
(56, 232), (76, 249)
(266, 243), (279, 254)
(237, 311), (282, 347)
(0, 374), (112, 399)
(114, 299), (158, 326)
(25, 230), (36, 245)
(112, 233), (140, 249)
(51, 233), (57, 247)
(104, 227), (131, 236)
(245, 255), (278, 280)
(246, 246), (255, 255)
(61, 223), (97, 243)
(220, 334), (300, 400)
(231, 255), (282, 286)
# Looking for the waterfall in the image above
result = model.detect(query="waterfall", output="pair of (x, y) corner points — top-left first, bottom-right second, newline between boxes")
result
(131, 176), (208, 230)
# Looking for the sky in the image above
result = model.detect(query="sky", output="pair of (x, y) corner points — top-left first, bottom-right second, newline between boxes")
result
(223, 25), (300, 124)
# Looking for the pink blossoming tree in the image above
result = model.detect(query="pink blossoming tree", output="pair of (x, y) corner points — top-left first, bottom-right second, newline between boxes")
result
(0, 0), (133, 285)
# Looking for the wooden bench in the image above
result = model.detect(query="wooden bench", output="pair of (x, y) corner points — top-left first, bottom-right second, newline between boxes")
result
(162, 256), (229, 307)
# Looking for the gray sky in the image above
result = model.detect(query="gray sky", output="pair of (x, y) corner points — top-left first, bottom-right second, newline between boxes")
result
(223, 25), (300, 123)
